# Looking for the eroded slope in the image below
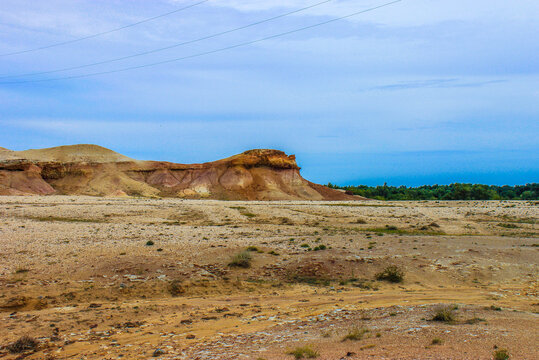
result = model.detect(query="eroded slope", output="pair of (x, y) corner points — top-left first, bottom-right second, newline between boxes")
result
(0, 146), (358, 200)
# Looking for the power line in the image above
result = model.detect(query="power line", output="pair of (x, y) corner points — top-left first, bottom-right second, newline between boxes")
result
(0, 0), (402, 85)
(0, 0), (334, 79)
(0, 0), (209, 57)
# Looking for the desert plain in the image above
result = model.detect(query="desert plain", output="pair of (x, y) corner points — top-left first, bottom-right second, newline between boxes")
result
(0, 197), (537, 359)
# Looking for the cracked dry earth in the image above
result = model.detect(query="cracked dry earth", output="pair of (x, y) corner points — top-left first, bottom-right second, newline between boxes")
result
(0, 197), (537, 359)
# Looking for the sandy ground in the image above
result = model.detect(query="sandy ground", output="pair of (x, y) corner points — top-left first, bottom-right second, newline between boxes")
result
(0, 197), (537, 359)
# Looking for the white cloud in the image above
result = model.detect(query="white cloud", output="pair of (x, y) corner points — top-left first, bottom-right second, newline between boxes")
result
(204, 0), (539, 26)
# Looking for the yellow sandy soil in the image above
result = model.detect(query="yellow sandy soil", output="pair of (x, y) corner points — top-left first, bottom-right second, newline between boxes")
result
(0, 197), (537, 359)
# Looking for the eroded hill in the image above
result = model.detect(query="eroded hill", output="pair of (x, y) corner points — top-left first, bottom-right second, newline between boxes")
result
(0, 145), (359, 200)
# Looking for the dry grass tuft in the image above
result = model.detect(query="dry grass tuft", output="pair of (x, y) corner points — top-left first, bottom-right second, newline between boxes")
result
(286, 345), (319, 359)
(7, 335), (38, 353)
(342, 327), (370, 341)
(228, 250), (252, 268)
(431, 305), (457, 324)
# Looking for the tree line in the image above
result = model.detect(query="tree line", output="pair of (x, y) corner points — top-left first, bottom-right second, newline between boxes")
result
(327, 183), (538, 200)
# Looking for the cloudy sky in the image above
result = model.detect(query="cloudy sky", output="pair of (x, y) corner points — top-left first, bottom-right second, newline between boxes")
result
(0, 0), (537, 185)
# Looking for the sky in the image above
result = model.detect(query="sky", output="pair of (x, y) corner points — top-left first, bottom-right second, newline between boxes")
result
(0, 0), (538, 186)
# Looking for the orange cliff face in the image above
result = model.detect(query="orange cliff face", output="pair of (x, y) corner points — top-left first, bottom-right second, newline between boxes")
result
(0, 145), (363, 200)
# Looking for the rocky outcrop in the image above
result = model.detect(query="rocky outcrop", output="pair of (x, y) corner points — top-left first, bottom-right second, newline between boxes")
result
(0, 145), (361, 200)
(0, 162), (55, 195)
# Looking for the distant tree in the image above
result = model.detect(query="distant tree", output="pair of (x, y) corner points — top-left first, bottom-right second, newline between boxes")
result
(520, 190), (535, 200)
(328, 183), (538, 200)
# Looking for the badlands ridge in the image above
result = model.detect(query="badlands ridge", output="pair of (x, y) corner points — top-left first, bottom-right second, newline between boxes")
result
(0, 144), (358, 200)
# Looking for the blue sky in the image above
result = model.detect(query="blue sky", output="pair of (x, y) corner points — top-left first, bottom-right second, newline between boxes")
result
(0, 0), (538, 186)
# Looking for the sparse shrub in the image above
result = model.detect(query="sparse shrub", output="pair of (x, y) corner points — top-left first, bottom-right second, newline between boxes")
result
(432, 306), (456, 323)
(268, 250), (280, 256)
(7, 335), (38, 353)
(497, 223), (518, 229)
(342, 327), (370, 341)
(431, 337), (443, 345)
(375, 265), (404, 283)
(167, 280), (185, 297)
(493, 349), (510, 360)
(464, 317), (485, 324)
(153, 348), (165, 357)
(289, 275), (330, 286)
(489, 305), (502, 311)
(300, 244), (310, 248)
(280, 217), (293, 224)
(352, 279), (378, 290)
(287, 345), (319, 359)
(352, 218), (366, 224)
(228, 251), (252, 268)
(313, 245), (326, 251)
(360, 344), (376, 350)
(385, 225), (398, 230)
(246, 246), (259, 252)
(146, 240), (154, 246)
(287, 262), (333, 286)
